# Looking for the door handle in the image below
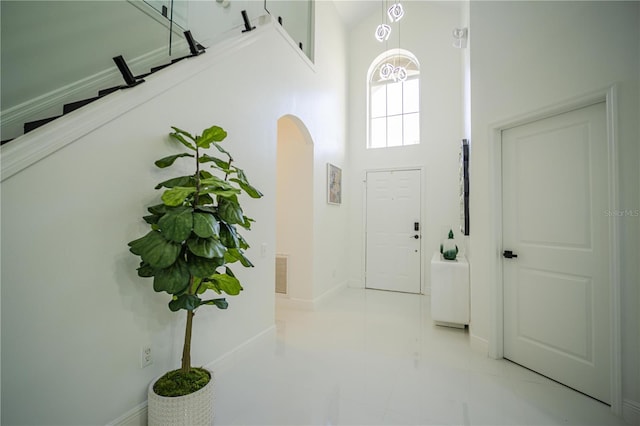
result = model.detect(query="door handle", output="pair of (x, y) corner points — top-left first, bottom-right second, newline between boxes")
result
(503, 250), (518, 259)
(410, 235), (420, 239)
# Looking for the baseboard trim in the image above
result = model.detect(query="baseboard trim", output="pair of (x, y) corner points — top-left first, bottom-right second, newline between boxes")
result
(623, 399), (640, 425)
(312, 281), (347, 309)
(105, 402), (146, 426)
(275, 281), (347, 311)
(469, 331), (489, 355)
(204, 325), (276, 373)
(107, 325), (277, 426)
(347, 279), (364, 289)
(275, 295), (315, 310)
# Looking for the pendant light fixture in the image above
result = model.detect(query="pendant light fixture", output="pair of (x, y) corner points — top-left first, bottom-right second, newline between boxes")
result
(375, 1), (407, 82)
(375, 24), (391, 42)
(387, 3), (404, 22)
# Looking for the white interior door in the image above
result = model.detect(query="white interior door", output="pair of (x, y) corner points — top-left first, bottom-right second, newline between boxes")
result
(502, 102), (611, 404)
(365, 169), (421, 293)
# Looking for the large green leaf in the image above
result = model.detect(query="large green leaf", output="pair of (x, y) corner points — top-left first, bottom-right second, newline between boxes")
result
(187, 236), (226, 258)
(219, 223), (239, 248)
(200, 176), (237, 191)
(168, 294), (201, 312)
(199, 155), (231, 172)
(148, 203), (170, 215)
(237, 233), (250, 250)
(199, 175), (240, 198)
(196, 125), (227, 149)
(155, 175), (195, 190)
(211, 273), (243, 295)
(224, 248), (254, 267)
(153, 259), (190, 294)
(170, 126), (195, 140)
(187, 253), (224, 278)
(212, 142), (232, 160)
(199, 170), (213, 179)
(201, 298), (228, 309)
(158, 207), (193, 242)
(202, 188), (241, 198)
(196, 206), (216, 215)
(203, 188), (240, 197)
(162, 187), (196, 207)
(128, 231), (181, 268)
(143, 214), (161, 225)
(170, 127), (197, 150)
(137, 262), (155, 277)
(218, 196), (244, 224)
(193, 212), (219, 238)
(229, 168), (263, 198)
(155, 153), (194, 168)
(238, 216), (255, 231)
(195, 193), (214, 207)
(229, 178), (263, 199)
(200, 278), (221, 294)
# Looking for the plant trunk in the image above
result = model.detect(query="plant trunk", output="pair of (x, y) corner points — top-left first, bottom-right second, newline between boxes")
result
(181, 309), (194, 373)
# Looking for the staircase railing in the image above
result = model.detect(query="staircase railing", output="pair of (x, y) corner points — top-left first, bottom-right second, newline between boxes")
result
(0, 0), (314, 144)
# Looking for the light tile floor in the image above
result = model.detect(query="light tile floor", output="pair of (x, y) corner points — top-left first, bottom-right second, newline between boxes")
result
(213, 287), (628, 425)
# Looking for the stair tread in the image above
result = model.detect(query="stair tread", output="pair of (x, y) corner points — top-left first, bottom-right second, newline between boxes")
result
(63, 96), (102, 114)
(24, 116), (61, 133)
(98, 86), (122, 96)
(150, 63), (171, 73)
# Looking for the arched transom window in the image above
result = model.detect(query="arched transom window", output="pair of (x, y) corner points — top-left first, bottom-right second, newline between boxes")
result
(367, 49), (420, 149)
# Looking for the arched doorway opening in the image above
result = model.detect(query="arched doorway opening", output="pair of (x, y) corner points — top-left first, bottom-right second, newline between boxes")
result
(275, 115), (314, 304)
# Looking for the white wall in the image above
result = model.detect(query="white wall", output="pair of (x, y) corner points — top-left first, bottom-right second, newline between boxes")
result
(310, 1), (350, 302)
(346, 1), (465, 293)
(0, 2), (348, 424)
(468, 1), (639, 420)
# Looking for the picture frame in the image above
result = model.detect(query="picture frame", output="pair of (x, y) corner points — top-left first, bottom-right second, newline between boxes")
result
(327, 163), (342, 205)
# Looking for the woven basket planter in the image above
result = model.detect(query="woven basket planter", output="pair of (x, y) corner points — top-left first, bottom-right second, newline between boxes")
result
(147, 370), (214, 426)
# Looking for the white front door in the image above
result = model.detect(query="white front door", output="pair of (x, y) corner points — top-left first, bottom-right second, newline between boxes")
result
(502, 102), (611, 403)
(365, 169), (421, 293)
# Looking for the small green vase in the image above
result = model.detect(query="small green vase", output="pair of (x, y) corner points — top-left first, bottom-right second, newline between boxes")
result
(440, 229), (459, 260)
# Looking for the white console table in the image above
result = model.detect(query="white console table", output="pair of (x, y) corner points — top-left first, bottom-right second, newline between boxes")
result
(430, 252), (469, 328)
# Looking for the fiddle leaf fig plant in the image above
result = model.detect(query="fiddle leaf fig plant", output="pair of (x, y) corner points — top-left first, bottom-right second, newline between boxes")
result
(128, 125), (262, 395)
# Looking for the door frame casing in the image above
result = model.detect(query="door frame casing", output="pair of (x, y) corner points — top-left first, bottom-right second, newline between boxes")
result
(363, 166), (424, 294)
(488, 85), (622, 414)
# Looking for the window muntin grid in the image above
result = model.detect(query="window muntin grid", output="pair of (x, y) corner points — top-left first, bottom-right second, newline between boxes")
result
(367, 51), (420, 149)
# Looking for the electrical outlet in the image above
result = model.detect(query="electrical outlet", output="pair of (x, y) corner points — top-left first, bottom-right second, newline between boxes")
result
(140, 345), (152, 368)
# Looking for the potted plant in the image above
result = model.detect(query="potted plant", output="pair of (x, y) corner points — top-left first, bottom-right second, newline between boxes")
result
(127, 124), (262, 425)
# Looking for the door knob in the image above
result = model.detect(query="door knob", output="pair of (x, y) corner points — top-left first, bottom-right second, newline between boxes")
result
(503, 250), (518, 259)
(411, 235), (420, 239)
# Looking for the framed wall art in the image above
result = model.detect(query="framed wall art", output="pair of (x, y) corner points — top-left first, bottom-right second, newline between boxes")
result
(327, 163), (342, 205)
(459, 139), (470, 235)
